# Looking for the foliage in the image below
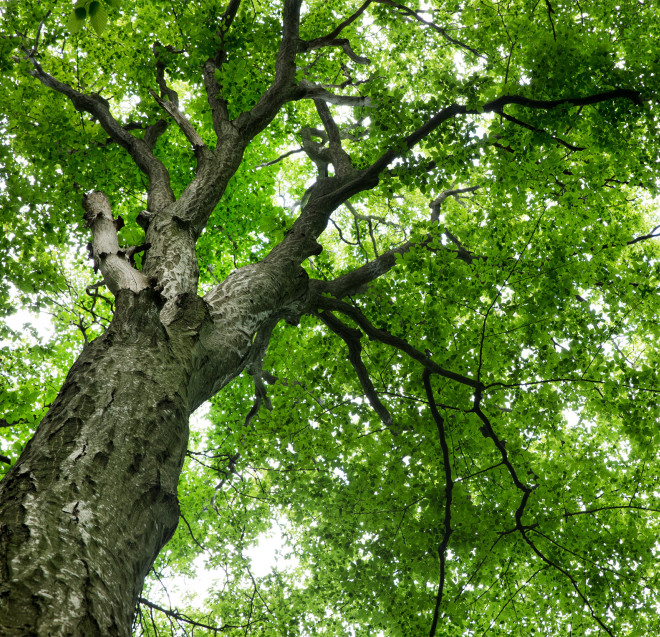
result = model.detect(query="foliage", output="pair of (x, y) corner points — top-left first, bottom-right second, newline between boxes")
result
(2, 0), (660, 635)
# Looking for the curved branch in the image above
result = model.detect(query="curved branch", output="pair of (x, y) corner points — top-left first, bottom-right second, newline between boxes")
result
(310, 243), (405, 298)
(201, 0), (242, 137)
(143, 118), (169, 150)
(364, 89), (642, 182)
(256, 147), (305, 168)
(298, 0), (372, 64)
(471, 390), (533, 493)
(299, 79), (373, 107)
(430, 186), (480, 222)
(242, 315), (285, 426)
(308, 221), (455, 300)
(313, 100), (357, 177)
(345, 200), (400, 229)
(138, 597), (261, 632)
(299, 0), (373, 52)
(517, 527), (614, 635)
(300, 37), (371, 65)
(374, 0), (484, 58)
(22, 54), (175, 212)
(151, 44), (206, 150)
(234, 0), (304, 138)
(423, 370), (453, 637)
(318, 310), (397, 433)
(149, 89), (205, 149)
(301, 126), (331, 176)
(312, 294), (483, 390)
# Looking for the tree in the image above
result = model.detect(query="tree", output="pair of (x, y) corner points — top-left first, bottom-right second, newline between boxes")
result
(1, 0), (660, 634)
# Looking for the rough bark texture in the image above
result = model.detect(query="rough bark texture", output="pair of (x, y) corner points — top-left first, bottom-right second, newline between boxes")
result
(0, 291), (192, 636)
(0, 22), (313, 625)
(0, 254), (309, 636)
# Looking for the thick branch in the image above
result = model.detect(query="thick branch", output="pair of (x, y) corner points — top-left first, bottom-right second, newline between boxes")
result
(314, 100), (356, 177)
(182, 1), (375, 233)
(82, 192), (149, 295)
(242, 315), (286, 426)
(430, 186), (480, 222)
(303, 38), (370, 65)
(364, 89), (642, 181)
(23, 54), (174, 212)
(228, 32), (640, 306)
(152, 44), (206, 150)
(312, 241), (407, 298)
(299, 79), (372, 107)
(132, 3), (314, 290)
(215, 0), (243, 64)
(301, 127), (331, 176)
(143, 118), (169, 150)
(201, 0), (242, 137)
(201, 60), (230, 138)
(299, 0), (372, 55)
(278, 88), (639, 255)
(153, 43), (180, 105)
(234, 0), (304, 138)
(297, 181), (478, 300)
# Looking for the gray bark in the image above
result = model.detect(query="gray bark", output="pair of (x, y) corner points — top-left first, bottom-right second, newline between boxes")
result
(0, 290), (187, 636)
(1, 7), (316, 626)
(0, 236), (309, 636)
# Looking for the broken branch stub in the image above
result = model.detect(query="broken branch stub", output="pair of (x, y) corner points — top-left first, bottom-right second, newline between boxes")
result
(82, 191), (150, 295)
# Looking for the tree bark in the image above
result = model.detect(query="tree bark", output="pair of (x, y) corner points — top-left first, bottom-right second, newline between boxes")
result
(0, 242), (310, 636)
(0, 290), (194, 636)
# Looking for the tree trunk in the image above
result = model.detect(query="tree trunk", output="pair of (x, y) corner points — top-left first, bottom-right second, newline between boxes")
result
(0, 290), (195, 636)
(0, 253), (309, 636)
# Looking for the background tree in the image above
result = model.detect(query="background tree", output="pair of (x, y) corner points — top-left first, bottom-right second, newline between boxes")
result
(1, 0), (660, 635)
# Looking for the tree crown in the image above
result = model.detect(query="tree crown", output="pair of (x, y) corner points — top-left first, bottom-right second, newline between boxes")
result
(2, 0), (660, 634)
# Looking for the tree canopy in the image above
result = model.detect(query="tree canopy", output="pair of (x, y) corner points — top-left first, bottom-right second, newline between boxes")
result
(2, 0), (660, 635)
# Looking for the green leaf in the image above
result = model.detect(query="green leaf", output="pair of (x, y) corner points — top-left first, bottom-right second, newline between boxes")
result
(88, 1), (108, 34)
(66, 7), (87, 34)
